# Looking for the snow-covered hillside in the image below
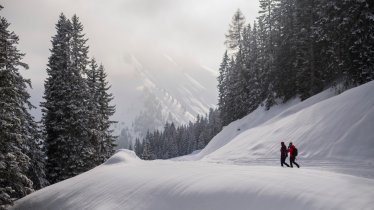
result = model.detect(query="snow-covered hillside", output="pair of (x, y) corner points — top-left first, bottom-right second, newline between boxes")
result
(186, 80), (374, 165)
(12, 81), (374, 210)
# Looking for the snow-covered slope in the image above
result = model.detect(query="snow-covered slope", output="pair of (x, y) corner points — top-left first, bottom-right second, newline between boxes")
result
(185, 81), (374, 165)
(12, 82), (374, 210)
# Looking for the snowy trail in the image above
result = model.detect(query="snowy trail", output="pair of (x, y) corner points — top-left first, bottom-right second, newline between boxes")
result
(12, 152), (374, 210)
(195, 158), (374, 179)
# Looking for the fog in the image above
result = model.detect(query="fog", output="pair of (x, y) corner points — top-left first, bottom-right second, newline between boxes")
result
(2, 0), (259, 124)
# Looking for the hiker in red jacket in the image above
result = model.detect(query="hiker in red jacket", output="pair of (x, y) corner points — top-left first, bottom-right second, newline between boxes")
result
(280, 142), (290, 167)
(288, 142), (300, 168)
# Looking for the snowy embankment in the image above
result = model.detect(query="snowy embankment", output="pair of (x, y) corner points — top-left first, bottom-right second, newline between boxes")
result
(13, 81), (374, 210)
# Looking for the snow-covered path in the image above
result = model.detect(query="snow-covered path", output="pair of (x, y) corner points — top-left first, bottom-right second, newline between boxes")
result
(194, 158), (374, 179)
(12, 152), (374, 210)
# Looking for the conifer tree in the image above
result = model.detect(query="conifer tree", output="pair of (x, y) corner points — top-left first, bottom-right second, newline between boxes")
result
(96, 64), (117, 162)
(86, 58), (101, 165)
(134, 138), (143, 157)
(0, 6), (42, 207)
(42, 14), (93, 184)
(246, 22), (262, 111)
(42, 13), (71, 184)
(217, 51), (230, 126)
(24, 124), (48, 191)
(225, 9), (246, 55)
(272, 0), (298, 101)
(258, 0), (278, 109)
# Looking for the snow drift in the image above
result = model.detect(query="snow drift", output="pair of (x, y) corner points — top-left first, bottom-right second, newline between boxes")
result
(103, 149), (140, 165)
(12, 81), (374, 210)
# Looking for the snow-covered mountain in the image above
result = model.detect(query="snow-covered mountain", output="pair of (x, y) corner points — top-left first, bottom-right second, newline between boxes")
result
(113, 53), (218, 141)
(132, 54), (216, 122)
(12, 81), (374, 210)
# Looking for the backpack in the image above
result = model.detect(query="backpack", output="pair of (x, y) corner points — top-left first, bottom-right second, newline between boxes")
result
(292, 147), (298, 157)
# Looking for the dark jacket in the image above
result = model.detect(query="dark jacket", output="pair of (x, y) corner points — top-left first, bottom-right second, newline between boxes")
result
(280, 145), (288, 157)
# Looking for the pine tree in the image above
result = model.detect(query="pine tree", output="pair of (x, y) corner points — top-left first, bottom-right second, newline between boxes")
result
(0, 6), (41, 207)
(141, 132), (152, 160)
(207, 108), (222, 141)
(293, 0), (324, 100)
(86, 58), (101, 165)
(272, 0), (298, 101)
(69, 14), (96, 172)
(41, 14), (93, 184)
(42, 13), (70, 184)
(134, 138), (143, 157)
(258, 0), (279, 109)
(96, 64), (117, 162)
(225, 9), (246, 55)
(246, 22), (263, 111)
(230, 46), (248, 120)
(217, 51), (230, 126)
(24, 123), (48, 191)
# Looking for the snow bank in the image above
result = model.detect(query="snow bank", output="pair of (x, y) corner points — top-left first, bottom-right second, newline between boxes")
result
(103, 149), (140, 165)
(195, 81), (374, 164)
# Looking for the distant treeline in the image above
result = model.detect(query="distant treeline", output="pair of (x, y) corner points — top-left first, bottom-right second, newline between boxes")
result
(135, 108), (222, 160)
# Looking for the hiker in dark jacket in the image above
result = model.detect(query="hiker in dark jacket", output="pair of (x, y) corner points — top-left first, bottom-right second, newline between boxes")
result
(280, 142), (290, 167)
(288, 142), (300, 168)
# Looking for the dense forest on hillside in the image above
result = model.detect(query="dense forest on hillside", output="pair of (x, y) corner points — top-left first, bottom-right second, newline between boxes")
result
(135, 0), (373, 159)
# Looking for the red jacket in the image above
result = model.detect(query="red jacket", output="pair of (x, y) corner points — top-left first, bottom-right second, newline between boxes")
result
(288, 145), (295, 157)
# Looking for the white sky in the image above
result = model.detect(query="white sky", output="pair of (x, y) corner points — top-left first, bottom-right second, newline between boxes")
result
(2, 0), (260, 121)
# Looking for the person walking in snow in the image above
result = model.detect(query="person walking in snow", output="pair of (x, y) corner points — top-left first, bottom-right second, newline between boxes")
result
(288, 142), (300, 168)
(280, 142), (290, 167)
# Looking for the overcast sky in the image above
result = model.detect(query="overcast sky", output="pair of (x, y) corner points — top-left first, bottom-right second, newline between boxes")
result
(2, 0), (260, 121)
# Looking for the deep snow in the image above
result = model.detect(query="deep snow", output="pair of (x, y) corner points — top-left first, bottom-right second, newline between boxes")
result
(12, 81), (374, 210)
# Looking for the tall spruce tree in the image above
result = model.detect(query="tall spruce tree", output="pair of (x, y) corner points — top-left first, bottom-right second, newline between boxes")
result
(0, 5), (45, 207)
(217, 51), (230, 126)
(246, 22), (263, 111)
(69, 14), (95, 172)
(258, 0), (279, 109)
(96, 64), (117, 162)
(42, 14), (94, 184)
(86, 58), (102, 165)
(42, 13), (71, 184)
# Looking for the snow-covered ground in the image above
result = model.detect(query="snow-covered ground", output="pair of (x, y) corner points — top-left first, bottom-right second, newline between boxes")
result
(12, 81), (374, 210)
